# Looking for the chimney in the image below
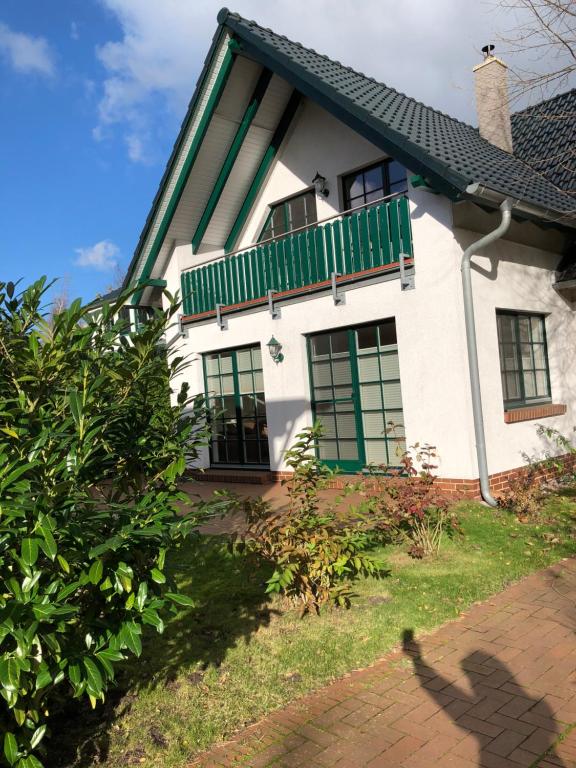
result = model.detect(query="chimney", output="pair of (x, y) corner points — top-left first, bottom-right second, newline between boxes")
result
(473, 44), (513, 153)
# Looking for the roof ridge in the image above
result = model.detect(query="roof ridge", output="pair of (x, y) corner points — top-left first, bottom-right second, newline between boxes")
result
(222, 7), (478, 132)
(512, 86), (576, 117)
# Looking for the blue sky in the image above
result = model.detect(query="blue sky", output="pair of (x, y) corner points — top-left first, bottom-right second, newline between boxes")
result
(0, 0), (558, 306)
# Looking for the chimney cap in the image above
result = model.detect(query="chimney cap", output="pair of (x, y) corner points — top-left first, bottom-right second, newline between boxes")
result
(481, 44), (495, 59)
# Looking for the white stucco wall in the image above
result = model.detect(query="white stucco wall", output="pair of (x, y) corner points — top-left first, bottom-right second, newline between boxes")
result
(463, 223), (575, 475)
(159, 98), (575, 480)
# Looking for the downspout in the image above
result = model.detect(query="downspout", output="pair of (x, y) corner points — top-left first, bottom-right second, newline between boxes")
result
(461, 198), (512, 506)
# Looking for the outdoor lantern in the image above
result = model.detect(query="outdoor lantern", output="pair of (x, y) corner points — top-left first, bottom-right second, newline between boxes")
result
(312, 171), (329, 197)
(267, 336), (284, 364)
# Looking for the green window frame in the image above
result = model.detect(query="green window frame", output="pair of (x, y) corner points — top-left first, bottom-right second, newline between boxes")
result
(496, 310), (552, 409)
(342, 158), (407, 211)
(203, 345), (269, 466)
(307, 320), (405, 472)
(258, 188), (317, 242)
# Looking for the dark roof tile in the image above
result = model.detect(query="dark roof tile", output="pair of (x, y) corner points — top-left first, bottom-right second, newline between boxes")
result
(223, 9), (575, 215)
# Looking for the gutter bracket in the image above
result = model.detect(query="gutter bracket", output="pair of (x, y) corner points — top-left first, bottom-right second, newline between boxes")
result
(331, 272), (345, 305)
(268, 289), (280, 319)
(215, 303), (227, 331)
(399, 253), (415, 291)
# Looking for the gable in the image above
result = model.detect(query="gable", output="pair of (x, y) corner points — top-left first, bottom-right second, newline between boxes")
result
(126, 9), (576, 305)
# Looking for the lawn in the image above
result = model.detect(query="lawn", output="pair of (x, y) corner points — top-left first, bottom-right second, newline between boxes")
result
(49, 490), (576, 768)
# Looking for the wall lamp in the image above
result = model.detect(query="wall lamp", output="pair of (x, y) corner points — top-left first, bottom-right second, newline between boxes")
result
(312, 171), (329, 197)
(267, 336), (284, 364)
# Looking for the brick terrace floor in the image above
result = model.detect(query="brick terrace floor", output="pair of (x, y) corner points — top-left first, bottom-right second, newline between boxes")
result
(189, 558), (576, 767)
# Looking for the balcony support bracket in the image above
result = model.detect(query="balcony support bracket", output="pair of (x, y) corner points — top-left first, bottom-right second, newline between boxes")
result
(215, 303), (228, 331)
(331, 272), (345, 305)
(399, 252), (415, 291)
(177, 314), (189, 339)
(268, 289), (280, 319)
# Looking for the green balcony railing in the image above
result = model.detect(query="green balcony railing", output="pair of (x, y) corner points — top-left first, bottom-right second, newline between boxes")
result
(181, 194), (412, 317)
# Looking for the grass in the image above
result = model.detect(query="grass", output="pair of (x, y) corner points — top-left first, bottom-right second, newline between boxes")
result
(50, 491), (576, 768)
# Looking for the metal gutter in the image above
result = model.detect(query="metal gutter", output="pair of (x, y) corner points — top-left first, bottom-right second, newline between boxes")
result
(466, 183), (576, 230)
(461, 199), (512, 506)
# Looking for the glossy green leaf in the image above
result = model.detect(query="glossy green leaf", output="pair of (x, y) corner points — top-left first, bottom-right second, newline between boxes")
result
(3, 732), (18, 766)
(21, 538), (38, 567)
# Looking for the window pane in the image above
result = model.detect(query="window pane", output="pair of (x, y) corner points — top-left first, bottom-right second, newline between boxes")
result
(360, 383), (382, 409)
(365, 441), (388, 465)
(251, 347), (262, 369)
(238, 372), (253, 394)
(533, 345), (546, 369)
(241, 394), (255, 416)
(311, 334), (330, 359)
(386, 411), (405, 437)
(220, 353), (233, 374)
(379, 352), (400, 380)
(271, 206), (286, 237)
(501, 343), (518, 372)
(382, 381), (403, 409)
(498, 315), (515, 344)
(331, 331), (349, 355)
(518, 316), (531, 342)
(531, 316), (545, 342)
(318, 441), (338, 460)
(339, 441), (359, 460)
(358, 355), (380, 382)
(244, 440), (259, 463)
(523, 370), (537, 398)
(364, 165), (384, 194)
(335, 413), (357, 439)
(253, 371), (264, 391)
(379, 320), (397, 347)
(505, 371), (521, 400)
(344, 173), (363, 202)
(363, 411), (385, 438)
(332, 359), (352, 385)
(287, 195), (306, 230)
(314, 386), (333, 401)
(520, 343), (534, 370)
(221, 375), (234, 394)
(236, 349), (252, 371)
(312, 361), (332, 387)
(357, 325), (378, 352)
(536, 370), (549, 397)
(205, 355), (219, 375)
(388, 160), (407, 192)
(222, 395), (236, 417)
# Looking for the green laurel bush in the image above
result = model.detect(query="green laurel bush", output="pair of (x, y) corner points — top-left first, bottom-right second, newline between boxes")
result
(0, 279), (208, 767)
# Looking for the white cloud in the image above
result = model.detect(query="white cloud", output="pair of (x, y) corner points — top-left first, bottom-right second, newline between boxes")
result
(74, 240), (120, 271)
(0, 21), (56, 77)
(94, 0), (546, 162)
(70, 21), (80, 41)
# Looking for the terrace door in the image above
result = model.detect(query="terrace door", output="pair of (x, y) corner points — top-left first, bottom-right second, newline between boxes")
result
(308, 320), (405, 471)
(204, 345), (269, 467)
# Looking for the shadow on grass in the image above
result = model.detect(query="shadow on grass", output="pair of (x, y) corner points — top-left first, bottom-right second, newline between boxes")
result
(46, 536), (276, 768)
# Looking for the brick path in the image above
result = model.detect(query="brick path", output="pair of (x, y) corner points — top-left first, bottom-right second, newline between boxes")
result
(189, 558), (576, 767)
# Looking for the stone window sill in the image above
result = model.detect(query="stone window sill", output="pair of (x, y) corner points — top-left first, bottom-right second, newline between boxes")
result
(504, 403), (567, 424)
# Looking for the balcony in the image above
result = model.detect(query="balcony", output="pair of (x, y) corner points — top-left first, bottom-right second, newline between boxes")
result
(180, 194), (413, 319)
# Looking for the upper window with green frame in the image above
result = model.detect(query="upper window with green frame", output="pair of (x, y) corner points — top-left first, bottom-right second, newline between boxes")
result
(258, 189), (317, 242)
(496, 310), (551, 409)
(342, 159), (407, 211)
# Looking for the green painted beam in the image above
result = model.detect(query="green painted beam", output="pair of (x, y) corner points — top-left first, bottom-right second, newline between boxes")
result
(131, 41), (236, 305)
(224, 90), (301, 253)
(191, 67), (273, 254)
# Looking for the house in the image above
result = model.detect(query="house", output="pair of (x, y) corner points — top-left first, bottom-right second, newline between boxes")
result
(118, 8), (576, 501)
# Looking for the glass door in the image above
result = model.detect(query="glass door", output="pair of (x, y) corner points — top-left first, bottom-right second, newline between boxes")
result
(204, 345), (269, 467)
(308, 321), (405, 471)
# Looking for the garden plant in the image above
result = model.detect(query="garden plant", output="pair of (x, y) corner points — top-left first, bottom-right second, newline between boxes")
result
(0, 279), (210, 767)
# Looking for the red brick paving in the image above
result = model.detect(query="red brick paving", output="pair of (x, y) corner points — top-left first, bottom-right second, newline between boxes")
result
(188, 558), (576, 767)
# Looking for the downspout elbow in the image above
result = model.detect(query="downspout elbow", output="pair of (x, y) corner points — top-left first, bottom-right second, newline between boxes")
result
(461, 199), (512, 506)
